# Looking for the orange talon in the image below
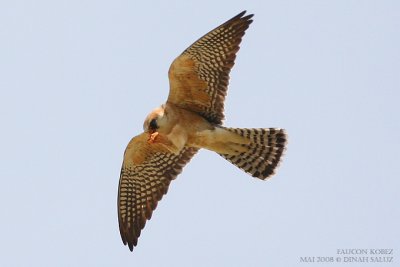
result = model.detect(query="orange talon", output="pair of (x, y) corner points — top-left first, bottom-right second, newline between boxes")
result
(147, 132), (159, 144)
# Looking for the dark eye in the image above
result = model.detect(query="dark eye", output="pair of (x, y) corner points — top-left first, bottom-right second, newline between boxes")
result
(149, 118), (158, 130)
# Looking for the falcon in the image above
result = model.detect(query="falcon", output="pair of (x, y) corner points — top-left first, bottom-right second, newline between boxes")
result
(118, 11), (287, 251)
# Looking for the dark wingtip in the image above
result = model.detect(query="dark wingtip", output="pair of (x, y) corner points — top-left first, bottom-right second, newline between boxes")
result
(239, 10), (254, 20)
(227, 10), (254, 25)
(237, 10), (247, 17)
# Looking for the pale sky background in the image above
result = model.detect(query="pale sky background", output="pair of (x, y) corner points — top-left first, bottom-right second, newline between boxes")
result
(1, 1), (399, 266)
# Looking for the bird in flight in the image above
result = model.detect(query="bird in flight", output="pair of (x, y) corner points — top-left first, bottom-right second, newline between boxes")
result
(118, 11), (287, 251)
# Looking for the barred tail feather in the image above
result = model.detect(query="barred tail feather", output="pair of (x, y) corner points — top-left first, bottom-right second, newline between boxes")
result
(219, 128), (287, 180)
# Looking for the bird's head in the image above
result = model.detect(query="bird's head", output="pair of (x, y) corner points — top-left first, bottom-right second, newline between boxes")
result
(143, 105), (167, 134)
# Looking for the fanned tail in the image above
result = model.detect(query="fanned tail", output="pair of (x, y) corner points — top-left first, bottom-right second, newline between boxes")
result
(219, 128), (287, 180)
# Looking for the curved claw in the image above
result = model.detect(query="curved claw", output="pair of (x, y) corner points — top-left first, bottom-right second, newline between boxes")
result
(147, 132), (159, 144)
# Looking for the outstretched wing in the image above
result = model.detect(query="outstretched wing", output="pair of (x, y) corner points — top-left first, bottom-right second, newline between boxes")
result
(118, 133), (198, 251)
(167, 11), (253, 125)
